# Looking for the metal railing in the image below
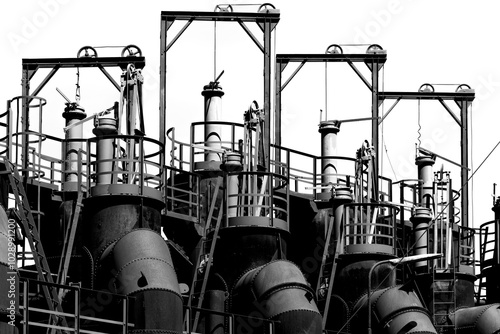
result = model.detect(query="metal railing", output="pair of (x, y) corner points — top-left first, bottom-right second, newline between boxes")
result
(19, 278), (134, 334)
(344, 202), (399, 255)
(164, 165), (201, 223)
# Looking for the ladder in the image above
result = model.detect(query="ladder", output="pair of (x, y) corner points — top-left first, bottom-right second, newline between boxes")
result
(187, 176), (224, 331)
(57, 182), (85, 291)
(317, 215), (344, 330)
(432, 269), (456, 334)
(0, 157), (69, 332)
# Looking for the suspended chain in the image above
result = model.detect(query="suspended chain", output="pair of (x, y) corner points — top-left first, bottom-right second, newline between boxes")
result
(0, 157), (69, 332)
(188, 176), (224, 331)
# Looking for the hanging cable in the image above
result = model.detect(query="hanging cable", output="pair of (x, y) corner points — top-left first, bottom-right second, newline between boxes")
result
(417, 98), (422, 149)
(324, 61), (328, 121)
(214, 20), (217, 82)
(75, 67), (81, 104)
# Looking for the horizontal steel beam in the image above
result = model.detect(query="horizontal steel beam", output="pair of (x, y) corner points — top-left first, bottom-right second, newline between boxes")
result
(277, 53), (387, 64)
(379, 91), (475, 101)
(22, 57), (146, 70)
(161, 10), (280, 23)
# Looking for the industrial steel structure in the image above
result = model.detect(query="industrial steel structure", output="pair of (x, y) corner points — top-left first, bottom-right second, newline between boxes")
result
(1, 4), (500, 334)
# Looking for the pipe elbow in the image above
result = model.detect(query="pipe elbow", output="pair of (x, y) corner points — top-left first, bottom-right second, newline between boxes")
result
(232, 260), (322, 334)
(100, 228), (183, 333)
(452, 303), (500, 334)
(352, 285), (437, 334)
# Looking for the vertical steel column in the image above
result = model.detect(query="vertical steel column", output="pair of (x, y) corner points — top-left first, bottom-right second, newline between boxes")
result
(263, 18), (272, 171)
(371, 61), (380, 201)
(275, 61), (284, 169)
(159, 17), (167, 148)
(459, 99), (469, 227)
(21, 67), (30, 181)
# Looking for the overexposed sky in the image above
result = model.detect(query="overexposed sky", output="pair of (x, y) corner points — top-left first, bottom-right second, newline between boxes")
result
(2, 0), (500, 227)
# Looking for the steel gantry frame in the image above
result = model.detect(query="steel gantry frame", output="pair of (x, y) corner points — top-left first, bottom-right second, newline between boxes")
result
(275, 51), (387, 197)
(159, 9), (280, 171)
(378, 88), (475, 227)
(20, 56), (146, 179)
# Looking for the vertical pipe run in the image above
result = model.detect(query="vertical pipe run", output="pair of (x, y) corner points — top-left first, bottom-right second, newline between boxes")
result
(318, 121), (340, 193)
(62, 103), (86, 191)
(93, 117), (118, 184)
(411, 207), (432, 271)
(416, 155), (436, 209)
(222, 152), (242, 218)
(202, 83), (224, 162)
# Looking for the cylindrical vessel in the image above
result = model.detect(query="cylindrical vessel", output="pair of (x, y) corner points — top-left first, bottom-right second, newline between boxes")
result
(202, 83), (224, 163)
(93, 117), (118, 185)
(318, 121), (340, 201)
(62, 103), (86, 191)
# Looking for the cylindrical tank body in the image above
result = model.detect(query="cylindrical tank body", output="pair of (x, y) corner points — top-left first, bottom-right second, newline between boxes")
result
(83, 189), (164, 267)
(202, 83), (224, 163)
(232, 260), (322, 334)
(62, 103), (86, 191)
(92, 117), (118, 185)
(411, 207), (432, 271)
(0, 207), (20, 334)
(351, 285), (437, 334)
(318, 121), (340, 201)
(415, 155), (435, 208)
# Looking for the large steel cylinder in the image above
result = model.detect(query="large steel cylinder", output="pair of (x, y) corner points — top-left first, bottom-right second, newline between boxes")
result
(318, 121), (340, 201)
(92, 117), (118, 185)
(451, 303), (500, 334)
(62, 103), (87, 191)
(0, 206), (20, 334)
(351, 285), (437, 334)
(232, 260), (322, 334)
(202, 83), (224, 163)
(415, 155), (435, 208)
(98, 228), (183, 333)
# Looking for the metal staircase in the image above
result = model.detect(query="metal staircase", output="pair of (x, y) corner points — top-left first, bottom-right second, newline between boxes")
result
(0, 157), (69, 332)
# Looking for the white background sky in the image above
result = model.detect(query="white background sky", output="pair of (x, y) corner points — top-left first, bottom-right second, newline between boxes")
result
(2, 0), (500, 228)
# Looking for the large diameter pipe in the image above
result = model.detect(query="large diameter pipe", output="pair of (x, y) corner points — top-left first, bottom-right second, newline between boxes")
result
(202, 83), (224, 162)
(232, 260), (322, 334)
(222, 152), (243, 218)
(99, 228), (183, 333)
(318, 121), (340, 193)
(0, 207), (20, 334)
(352, 285), (437, 334)
(93, 117), (118, 185)
(63, 103), (86, 191)
(451, 303), (500, 334)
